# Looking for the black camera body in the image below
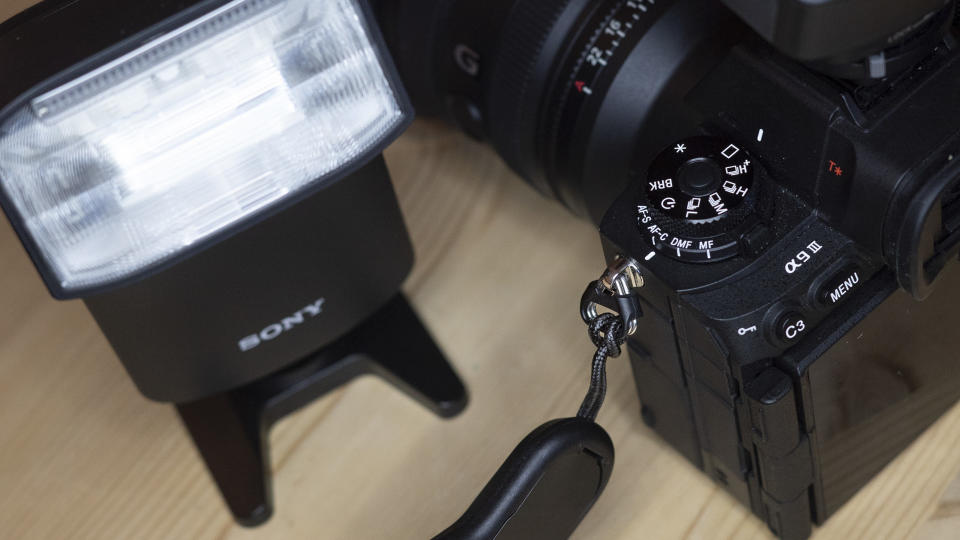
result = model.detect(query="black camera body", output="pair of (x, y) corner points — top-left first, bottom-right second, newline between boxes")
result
(598, 17), (960, 540)
(377, 0), (960, 537)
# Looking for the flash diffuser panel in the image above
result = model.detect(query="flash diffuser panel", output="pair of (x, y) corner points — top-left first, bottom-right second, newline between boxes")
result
(0, 0), (408, 296)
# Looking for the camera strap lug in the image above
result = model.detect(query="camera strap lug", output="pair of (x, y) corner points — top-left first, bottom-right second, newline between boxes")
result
(576, 256), (644, 421)
(580, 256), (644, 336)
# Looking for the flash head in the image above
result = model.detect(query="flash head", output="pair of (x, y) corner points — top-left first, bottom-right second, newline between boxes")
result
(0, 0), (410, 297)
(0, 0), (427, 404)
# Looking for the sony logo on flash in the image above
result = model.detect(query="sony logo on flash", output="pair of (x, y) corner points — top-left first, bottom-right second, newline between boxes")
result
(238, 298), (326, 352)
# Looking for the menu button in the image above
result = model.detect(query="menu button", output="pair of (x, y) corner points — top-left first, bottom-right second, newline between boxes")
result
(817, 266), (863, 306)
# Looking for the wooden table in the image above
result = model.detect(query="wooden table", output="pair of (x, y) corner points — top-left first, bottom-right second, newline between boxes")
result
(1, 119), (959, 540)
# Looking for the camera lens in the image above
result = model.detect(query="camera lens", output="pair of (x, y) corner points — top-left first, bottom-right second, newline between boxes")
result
(374, 0), (745, 224)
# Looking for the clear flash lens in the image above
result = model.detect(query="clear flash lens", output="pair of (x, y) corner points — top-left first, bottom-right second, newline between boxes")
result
(0, 0), (404, 291)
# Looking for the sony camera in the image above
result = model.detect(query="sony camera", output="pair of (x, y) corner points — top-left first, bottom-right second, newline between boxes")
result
(374, 0), (960, 539)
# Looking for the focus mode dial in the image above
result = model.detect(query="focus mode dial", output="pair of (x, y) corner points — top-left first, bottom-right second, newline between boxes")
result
(638, 137), (759, 262)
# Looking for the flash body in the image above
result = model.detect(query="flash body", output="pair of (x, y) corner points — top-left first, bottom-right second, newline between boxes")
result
(0, 0), (481, 526)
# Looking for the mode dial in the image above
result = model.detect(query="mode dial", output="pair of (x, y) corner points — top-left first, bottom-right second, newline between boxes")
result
(637, 137), (759, 262)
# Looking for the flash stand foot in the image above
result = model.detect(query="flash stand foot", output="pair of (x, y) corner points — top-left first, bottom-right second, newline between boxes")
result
(175, 294), (467, 526)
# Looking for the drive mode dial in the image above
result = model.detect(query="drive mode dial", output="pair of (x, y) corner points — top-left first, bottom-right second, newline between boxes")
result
(637, 137), (758, 262)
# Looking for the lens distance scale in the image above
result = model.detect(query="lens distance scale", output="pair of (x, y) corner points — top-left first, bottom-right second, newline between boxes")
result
(637, 137), (758, 263)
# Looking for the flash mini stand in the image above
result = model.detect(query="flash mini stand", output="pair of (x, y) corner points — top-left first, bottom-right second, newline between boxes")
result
(175, 294), (467, 526)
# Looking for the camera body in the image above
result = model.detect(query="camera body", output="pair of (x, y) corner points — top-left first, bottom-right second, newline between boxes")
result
(598, 21), (960, 540)
(376, 0), (960, 537)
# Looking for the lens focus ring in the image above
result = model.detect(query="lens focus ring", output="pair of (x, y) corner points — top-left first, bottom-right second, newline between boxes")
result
(486, 0), (579, 184)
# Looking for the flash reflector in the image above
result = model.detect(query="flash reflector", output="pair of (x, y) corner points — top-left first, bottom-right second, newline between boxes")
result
(0, 0), (404, 293)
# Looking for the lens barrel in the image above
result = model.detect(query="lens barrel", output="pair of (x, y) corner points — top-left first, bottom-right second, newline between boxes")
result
(375, 0), (743, 223)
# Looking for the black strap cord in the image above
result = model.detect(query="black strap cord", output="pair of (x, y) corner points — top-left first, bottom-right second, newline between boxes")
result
(576, 313), (626, 421)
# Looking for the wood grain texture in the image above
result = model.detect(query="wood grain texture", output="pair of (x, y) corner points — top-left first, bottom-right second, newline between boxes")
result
(0, 119), (959, 540)
(2, 0), (35, 19)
